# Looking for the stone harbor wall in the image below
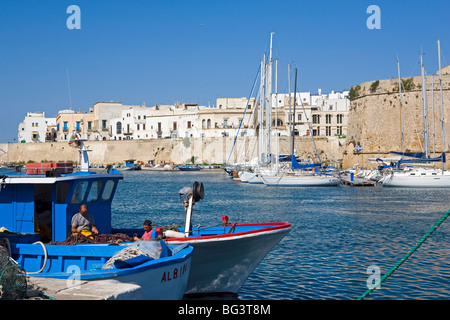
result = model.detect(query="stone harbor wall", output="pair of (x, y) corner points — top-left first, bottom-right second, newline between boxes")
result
(0, 135), (346, 166)
(342, 69), (450, 169)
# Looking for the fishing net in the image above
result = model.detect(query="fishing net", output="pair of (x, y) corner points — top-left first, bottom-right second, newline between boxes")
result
(48, 233), (133, 245)
(0, 246), (27, 300)
(102, 240), (161, 269)
(162, 224), (181, 232)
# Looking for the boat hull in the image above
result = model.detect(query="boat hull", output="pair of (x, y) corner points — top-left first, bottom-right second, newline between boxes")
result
(166, 222), (291, 294)
(11, 242), (193, 300)
(381, 172), (450, 187)
(262, 175), (340, 186)
(239, 171), (259, 183)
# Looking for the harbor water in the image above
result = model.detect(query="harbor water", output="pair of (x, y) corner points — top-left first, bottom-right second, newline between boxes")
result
(112, 170), (450, 300)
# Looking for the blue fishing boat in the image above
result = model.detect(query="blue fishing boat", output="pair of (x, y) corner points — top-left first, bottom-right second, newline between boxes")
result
(120, 159), (141, 171)
(0, 139), (193, 300)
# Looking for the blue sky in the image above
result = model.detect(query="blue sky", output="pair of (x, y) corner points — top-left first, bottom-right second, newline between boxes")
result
(0, 0), (449, 142)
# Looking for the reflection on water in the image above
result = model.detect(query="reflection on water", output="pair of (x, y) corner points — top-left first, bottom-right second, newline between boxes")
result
(112, 170), (450, 300)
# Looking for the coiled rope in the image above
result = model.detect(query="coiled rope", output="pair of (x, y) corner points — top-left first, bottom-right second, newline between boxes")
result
(358, 208), (450, 300)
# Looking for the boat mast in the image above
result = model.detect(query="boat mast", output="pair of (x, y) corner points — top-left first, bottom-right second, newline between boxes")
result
(397, 57), (405, 154)
(259, 54), (266, 164)
(275, 58), (279, 167)
(420, 53), (430, 158)
(438, 38), (447, 171)
(292, 68), (298, 160)
(265, 32), (274, 162)
(288, 64), (293, 155)
(432, 74), (436, 156)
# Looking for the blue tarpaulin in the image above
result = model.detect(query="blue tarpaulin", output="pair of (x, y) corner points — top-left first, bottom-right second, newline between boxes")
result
(291, 156), (321, 169)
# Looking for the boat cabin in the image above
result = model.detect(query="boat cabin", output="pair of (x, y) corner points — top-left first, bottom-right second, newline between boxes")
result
(0, 169), (123, 243)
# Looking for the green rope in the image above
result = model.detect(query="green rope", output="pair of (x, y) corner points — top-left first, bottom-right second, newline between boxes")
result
(358, 208), (450, 300)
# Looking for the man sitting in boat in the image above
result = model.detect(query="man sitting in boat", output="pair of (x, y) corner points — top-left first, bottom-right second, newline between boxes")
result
(133, 220), (159, 241)
(71, 204), (99, 239)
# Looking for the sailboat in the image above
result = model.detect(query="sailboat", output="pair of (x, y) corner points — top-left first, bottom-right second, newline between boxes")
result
(261, 67), (340, 187)
(228, 32), (280, 184)
(380, 40), (450, 187)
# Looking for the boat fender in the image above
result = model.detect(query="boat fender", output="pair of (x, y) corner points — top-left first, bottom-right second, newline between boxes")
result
(164, 230), (186, 239)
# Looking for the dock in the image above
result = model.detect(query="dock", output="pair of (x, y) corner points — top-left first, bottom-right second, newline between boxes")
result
(340, 175), (376, 187)
(28, 277), (144, 300)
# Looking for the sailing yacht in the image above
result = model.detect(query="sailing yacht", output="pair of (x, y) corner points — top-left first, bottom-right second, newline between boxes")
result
(260, 65), (340, 187)
(381, 41), (449, 187)
(380, 166), (450, 187)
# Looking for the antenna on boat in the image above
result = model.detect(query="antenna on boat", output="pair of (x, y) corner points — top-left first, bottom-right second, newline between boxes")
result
(179, 181), (204, 236)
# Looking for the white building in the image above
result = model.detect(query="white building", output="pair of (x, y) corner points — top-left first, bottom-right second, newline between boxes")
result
(18, 112), (56, 143)
(109, 103), (202, 140)
(19, 89), (349, 143)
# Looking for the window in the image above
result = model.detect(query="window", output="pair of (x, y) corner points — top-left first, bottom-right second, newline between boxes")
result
(223, 119), (228, 128)
(337, 114), (343, 124)
(87, 180), (104, 203)
(57, 124), (60, 131)
(202, 119), (206, 129)
(326, 126), (332, 136)
(63, 122), (68, 131)
(76, 121), (81, 131)
(56, 182), (70, 204)
(102, 120), (107, 130)
(101, 180), (116, 201)
(312, 115), (319, 124)
(157, 122), (162, 132)
(173, 122), (177, 131)
(207, 119), (211, 129)
(88, 121), (92, 130)
(326, 114), (332, 124)
(187, 121), (192, 129)
(71, 181), (89, 204)
(298, 114), (302, 121)
(116, 122), (122, 134)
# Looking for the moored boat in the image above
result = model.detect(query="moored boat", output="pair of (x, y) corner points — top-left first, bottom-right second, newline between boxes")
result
(262, 173), (340, 187)
(114, 181), (291, 295)
(178, 165), (202, 171)
(0, 138), (193, 300)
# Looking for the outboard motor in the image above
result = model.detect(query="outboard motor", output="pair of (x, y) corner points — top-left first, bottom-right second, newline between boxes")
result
(176, 181), (204, 237)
